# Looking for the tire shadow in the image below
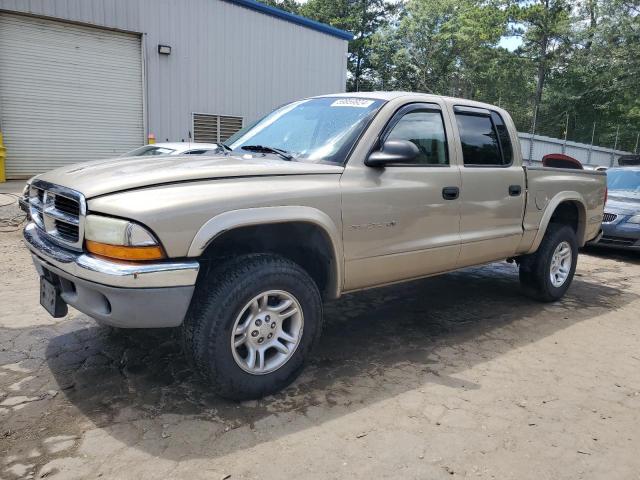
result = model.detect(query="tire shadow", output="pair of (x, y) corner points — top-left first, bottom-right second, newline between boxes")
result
(38, 260), (637, 461)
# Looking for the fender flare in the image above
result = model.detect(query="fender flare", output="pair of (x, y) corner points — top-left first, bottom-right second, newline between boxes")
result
(187, 206), (343, 299)
(527, 191), (587, 253)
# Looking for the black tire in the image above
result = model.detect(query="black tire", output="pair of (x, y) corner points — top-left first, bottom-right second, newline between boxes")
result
(182, 254), (323, 400)
(518, 224), (579, 302)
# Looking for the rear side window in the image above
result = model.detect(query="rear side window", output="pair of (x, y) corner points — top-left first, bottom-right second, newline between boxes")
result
(455, 114), (502, 166)
(491, 111), (513, 165)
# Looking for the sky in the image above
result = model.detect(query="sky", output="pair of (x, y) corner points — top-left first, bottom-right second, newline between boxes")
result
(499, 36), (523, 51)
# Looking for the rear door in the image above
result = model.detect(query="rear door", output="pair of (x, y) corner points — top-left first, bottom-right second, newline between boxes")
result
(453, 106), (526, 267)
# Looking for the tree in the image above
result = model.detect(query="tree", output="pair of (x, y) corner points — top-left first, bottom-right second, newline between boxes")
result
(382, 0), (508, 96)
(539, 0), (640, 149)
(510, 0), (572, 135)
(299, 0), (396, 91)
(259, 0), (301, 14)
(260, 0), (640, 150)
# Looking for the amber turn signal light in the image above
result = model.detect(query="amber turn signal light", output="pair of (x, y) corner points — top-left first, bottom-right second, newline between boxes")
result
(85, 240), (165, 261)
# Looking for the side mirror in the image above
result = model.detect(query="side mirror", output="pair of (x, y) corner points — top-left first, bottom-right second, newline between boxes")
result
(365, 139), (419, 167)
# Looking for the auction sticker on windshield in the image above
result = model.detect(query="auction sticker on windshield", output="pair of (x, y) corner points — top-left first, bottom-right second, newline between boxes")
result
(331, 98), (375, 108)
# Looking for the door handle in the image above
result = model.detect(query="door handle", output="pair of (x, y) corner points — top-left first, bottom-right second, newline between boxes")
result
(442, 186), (459, 200)
(509, 185), (522, 196)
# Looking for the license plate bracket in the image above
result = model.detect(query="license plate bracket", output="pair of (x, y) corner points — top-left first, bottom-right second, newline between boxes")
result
(40, 277), (68, 318)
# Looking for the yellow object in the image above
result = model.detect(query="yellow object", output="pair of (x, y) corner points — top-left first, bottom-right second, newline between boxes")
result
(147, 133), (156, 145)
(0, 132), (6, 183)
(85, 240), (165, 261)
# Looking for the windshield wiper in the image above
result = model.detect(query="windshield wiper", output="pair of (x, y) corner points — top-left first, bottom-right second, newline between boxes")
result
(240, 145), (293, 161)
(216, 143), (232, 154)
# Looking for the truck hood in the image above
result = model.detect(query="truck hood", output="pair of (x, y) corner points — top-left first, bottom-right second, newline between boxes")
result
(34, 154), (344, 198)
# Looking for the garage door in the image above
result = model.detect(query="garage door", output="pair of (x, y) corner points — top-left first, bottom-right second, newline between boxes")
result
(0, 13), (144, 178)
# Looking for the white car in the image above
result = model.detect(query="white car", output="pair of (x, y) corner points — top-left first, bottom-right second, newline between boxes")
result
(122, 142), (220, 157)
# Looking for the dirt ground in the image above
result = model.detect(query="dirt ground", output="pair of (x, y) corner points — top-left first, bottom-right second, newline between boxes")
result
(1, 194), (639, 480)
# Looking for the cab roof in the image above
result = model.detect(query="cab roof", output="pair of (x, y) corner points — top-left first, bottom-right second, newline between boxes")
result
(313, 91), (504, 112)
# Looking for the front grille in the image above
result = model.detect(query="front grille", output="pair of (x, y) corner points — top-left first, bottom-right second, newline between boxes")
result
(54, 195), (80, 217)
(28, 180), (85, 251)
(34, 187), (45, 204)
(55, 220), (79, 242)
(602, 212), (617, 223)
(600, 235), (636, 246)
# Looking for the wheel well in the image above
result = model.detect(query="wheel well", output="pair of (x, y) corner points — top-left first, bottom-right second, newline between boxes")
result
(548, 201), (585, 240)
(199, 222), (337, 299)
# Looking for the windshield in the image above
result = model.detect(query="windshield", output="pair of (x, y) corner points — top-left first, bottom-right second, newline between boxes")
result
(123, 146), (176, 157)
(607, 169), (640, 192)
(226, 97), (385, 164)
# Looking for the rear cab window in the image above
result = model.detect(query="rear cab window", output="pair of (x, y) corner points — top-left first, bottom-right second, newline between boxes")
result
(491, 111), (513, 165)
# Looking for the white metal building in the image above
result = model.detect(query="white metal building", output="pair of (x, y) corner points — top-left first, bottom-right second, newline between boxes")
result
(0, 0), (350, 178)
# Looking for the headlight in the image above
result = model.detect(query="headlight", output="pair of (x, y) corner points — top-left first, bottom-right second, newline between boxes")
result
(627, 214), (640, 224)
(84, 215), (165, 261)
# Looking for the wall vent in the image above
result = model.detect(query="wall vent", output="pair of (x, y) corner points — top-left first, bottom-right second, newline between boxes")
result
(193, 113), (243, 143)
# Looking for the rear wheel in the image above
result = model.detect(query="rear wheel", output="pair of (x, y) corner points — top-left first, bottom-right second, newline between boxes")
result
(182, 254), (323, 400)
(519, 224), (578, 302)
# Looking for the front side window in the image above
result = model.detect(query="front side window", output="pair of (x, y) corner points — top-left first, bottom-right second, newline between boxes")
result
(385, 110), (449, 165)
(455, 114), (502, 166)
(227, 97), (385, 164)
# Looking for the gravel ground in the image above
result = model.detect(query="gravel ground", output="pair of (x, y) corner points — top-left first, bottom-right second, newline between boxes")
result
(1, 205), (639, 479)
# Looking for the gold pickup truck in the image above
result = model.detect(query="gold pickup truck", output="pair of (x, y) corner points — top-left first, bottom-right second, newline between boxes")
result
(22, 92), (606, 399)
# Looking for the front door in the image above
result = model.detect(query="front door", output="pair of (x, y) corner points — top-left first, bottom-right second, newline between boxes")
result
(341, 102), (462, 291)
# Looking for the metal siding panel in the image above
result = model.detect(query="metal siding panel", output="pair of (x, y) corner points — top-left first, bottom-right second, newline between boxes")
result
(517, 133), (630, 165)
(0, 12), (143, 177)
(0, 0), (348, 147)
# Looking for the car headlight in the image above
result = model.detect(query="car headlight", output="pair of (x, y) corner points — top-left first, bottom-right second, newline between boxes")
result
(84, 215), (165, 261)
(627, 214), (640, 224)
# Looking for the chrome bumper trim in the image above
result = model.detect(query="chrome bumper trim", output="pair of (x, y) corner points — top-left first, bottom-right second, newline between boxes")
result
(18, 197), (29, 213)
(24, 222), (199, 288)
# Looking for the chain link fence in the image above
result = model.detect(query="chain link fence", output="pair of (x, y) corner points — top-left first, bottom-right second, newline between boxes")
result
(509, 102), (638, 166)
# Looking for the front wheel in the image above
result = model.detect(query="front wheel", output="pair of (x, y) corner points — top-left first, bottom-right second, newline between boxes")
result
(519, 224), (579, 302)
(182, 254), (323, 400)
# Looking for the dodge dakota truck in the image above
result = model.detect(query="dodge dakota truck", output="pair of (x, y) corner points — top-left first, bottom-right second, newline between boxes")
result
(22, 92), (606, 399)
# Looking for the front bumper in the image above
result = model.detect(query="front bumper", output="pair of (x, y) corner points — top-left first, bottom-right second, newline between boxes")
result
(591, 220), (640, 251)
(24, 222), (200, 328)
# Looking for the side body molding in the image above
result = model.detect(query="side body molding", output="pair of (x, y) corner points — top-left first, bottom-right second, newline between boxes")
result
(526, 191), (587, 254)
(187, 206), (344, 298)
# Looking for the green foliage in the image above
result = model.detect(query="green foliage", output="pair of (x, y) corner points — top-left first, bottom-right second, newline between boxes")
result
(541, 0), (640, 149)
(259, 0), (301, 14)
(262, 0), (640, 150)
(299, 0), (398, 91)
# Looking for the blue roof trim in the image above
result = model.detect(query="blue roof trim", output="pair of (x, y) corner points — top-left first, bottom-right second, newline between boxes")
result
(223, 0), (354, 41)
